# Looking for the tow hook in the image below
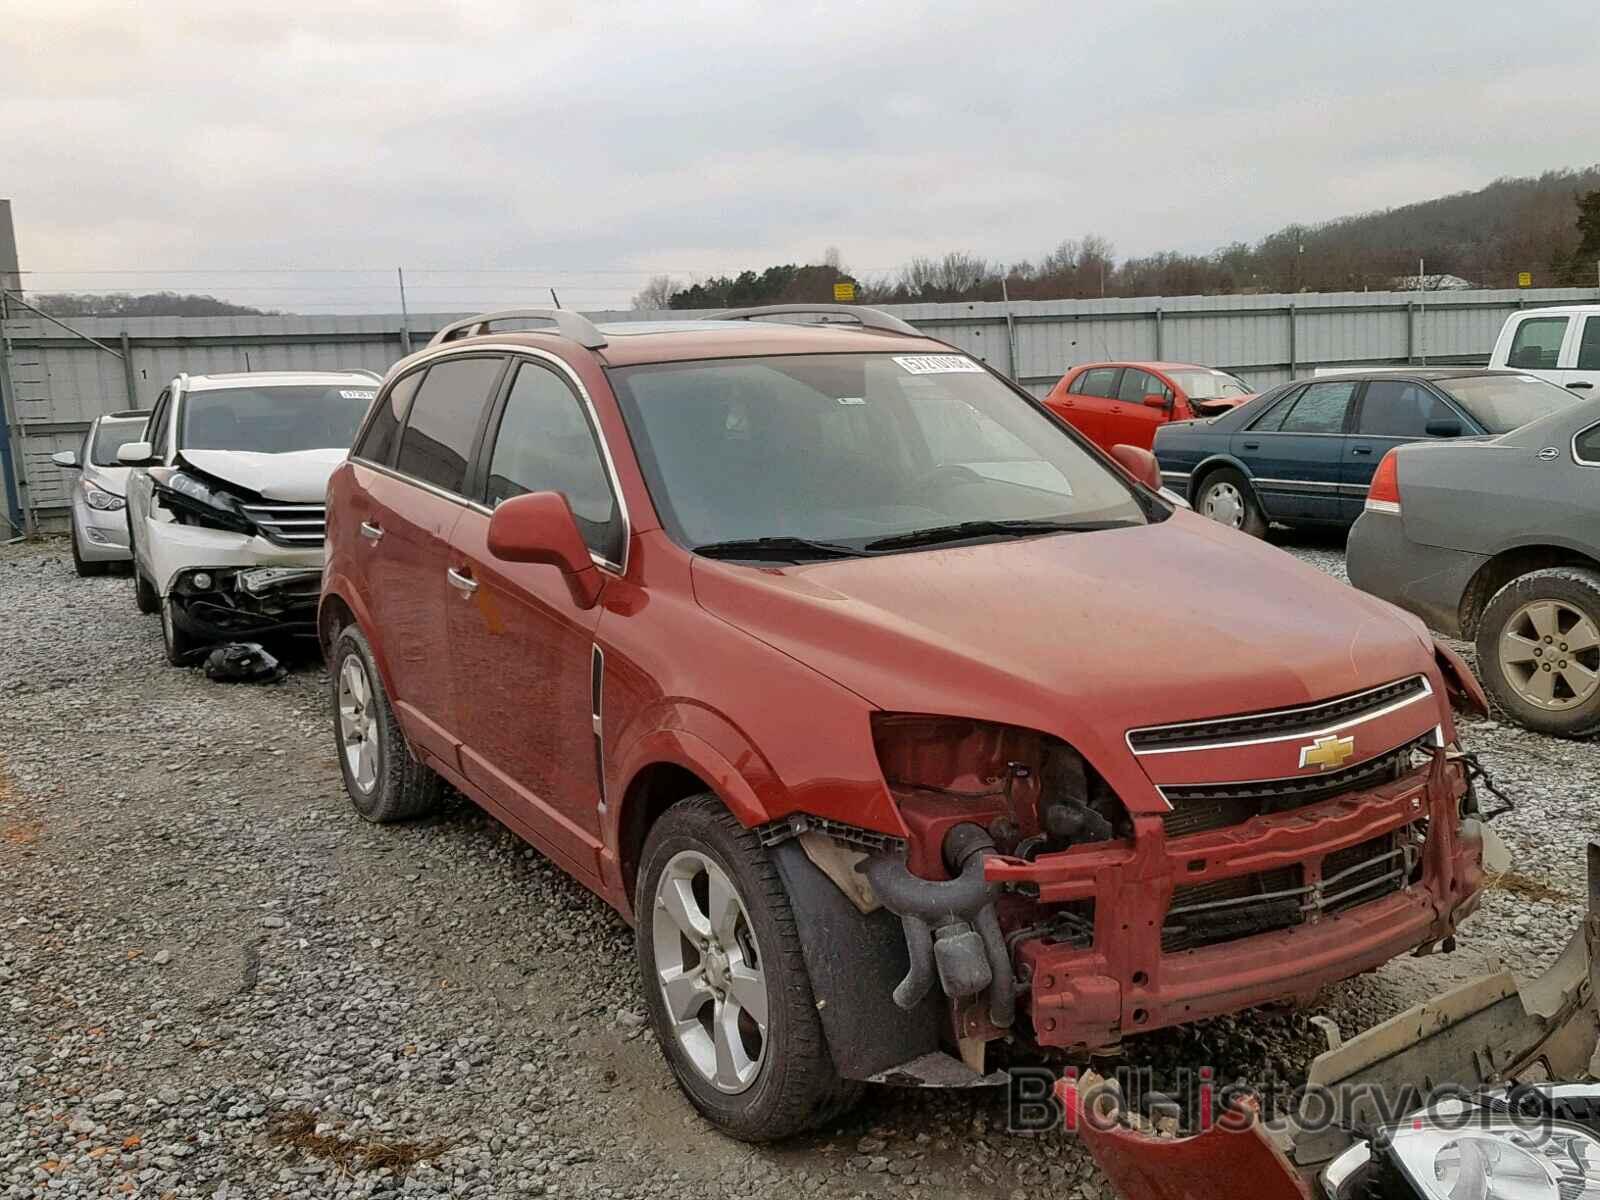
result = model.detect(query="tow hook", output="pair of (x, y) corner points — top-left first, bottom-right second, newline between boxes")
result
(860, 822), (1016, 1028)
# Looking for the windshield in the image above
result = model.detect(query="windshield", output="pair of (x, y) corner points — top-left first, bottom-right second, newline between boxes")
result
(1166, 369), (1252, 400)
(610, 352), (1152, 558)
(179, 384), (376, 453)
(1435, 374), (1579, 434)
(89, 417), (148, 466)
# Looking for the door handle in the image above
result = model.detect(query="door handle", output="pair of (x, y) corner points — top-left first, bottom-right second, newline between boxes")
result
(1241, 441), (1260, 451)
(1568, 381), (1595, 390)
(359, 521), (384, 542)
(1351, 445), (1373, 456)
(447, 566), (478, 595)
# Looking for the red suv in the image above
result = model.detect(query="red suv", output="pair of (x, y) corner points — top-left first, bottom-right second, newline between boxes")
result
(320, 306), (1490, 1141)
(1044, 360), (1254, 452)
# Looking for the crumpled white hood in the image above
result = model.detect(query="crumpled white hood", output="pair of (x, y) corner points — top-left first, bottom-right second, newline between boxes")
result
(179, 448), (346, 503)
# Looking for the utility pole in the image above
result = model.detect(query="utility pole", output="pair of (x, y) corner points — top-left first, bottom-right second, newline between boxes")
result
(397, 268), (412, 356)
(0, 200), (25, 535)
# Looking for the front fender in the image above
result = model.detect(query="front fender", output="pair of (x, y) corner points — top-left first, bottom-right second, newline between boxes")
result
(1184, 452), (1253, 504)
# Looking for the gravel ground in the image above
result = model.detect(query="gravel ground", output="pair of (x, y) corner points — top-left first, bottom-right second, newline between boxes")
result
(1, 533), (1594, 1199)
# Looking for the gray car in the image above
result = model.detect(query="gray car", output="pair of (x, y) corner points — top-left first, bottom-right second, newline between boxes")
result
(1347, 397), (1600, 736)
(50, 411), (149, 576)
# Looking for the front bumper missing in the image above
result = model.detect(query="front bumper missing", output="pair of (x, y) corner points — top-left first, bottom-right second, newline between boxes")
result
(1059, 841), (1599, 1199)
(993, 752), (1485, 1050)
(169, 566), (323, 641)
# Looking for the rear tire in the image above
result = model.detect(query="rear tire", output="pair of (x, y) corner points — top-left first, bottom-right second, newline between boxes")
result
(1476, 567), (1600, 738)
(1196, 468), (1268, 538)
(636, 794), (860, 1141)
(331, 624), (444, 822)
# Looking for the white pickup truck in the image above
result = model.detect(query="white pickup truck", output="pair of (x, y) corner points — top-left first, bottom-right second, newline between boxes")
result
(1488, 303), (1600, 395)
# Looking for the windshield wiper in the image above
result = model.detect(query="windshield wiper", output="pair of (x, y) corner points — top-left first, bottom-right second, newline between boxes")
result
(863, 518), (1136, 552)
(693, 536), (868, 563)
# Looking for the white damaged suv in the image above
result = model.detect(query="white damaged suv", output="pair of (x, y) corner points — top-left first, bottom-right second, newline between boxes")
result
(120, 370), (380, 664)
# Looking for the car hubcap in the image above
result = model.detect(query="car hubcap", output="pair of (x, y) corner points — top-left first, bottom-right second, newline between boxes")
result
(1498, 599), (1600, 711)
(1202, 482), (1245, 528)
(338, 656), (379, 792)
(651, 850), (768, 1095)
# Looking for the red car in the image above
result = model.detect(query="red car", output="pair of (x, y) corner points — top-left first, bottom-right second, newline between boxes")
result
(320, 306), (1489, 1141)
(1044, 360), (1254, 452)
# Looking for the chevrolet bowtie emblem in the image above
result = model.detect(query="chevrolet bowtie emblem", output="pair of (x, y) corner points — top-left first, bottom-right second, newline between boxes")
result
(1299, 734), (1355, 771)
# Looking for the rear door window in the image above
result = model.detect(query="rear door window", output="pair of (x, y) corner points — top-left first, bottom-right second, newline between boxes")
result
(355, 369), (424, 467)
(395, 356), (506, 495)
(1354, 380), (1460, 438)
(1277, 382), (1357, 434)
(1079, 367), (1121, 398)
(1578, 317), (1600, 371)
(1576, 422), (1600, 465)
(1505, 316), (1568, 370)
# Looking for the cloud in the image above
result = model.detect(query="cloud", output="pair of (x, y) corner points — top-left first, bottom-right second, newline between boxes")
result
(3, 0), (1597, 310)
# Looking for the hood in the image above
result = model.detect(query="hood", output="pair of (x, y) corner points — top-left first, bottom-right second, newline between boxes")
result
(691, 512), (1436, 789)
(83, 463), (132, 498)
(1190, 394), (1253, 414)
(178, 448), (346, 503)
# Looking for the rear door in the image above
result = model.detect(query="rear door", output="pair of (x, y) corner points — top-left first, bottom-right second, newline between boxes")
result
(446, 355), (626, 882)
(1231, 380), (1356, 521)
(1067, 366), (1122, 448)
(364, 354), (507, 767)
(1560, 313), (1600, 396)
(1342, 379), (1468, 520)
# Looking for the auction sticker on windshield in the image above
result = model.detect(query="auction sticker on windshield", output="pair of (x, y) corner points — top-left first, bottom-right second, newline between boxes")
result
(339, 389), (377, 400)
(894, 355), (985, 375)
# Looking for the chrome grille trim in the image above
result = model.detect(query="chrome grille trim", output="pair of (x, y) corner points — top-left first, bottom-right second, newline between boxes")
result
(1127, 675), (1432, 756)
(238, 502), (327, 548)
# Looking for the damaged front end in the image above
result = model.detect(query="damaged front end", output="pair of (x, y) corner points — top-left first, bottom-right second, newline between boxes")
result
(764, 679), (1494, 1090)
(1061, 841), (1600, 1200)
(170, 565), (324, 643)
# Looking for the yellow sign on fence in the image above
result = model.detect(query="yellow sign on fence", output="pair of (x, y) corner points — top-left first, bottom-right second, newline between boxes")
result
(1518, 271), (1533, 288)
(833, 282), (856, 302)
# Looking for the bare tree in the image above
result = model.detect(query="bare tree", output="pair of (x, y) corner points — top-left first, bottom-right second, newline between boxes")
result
(631, 275), (680, 311)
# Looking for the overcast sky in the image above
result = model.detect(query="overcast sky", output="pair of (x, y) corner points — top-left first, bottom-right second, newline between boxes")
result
(4, 0), (1598, 311)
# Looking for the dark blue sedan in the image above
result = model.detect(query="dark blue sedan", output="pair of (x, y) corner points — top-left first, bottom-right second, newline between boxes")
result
(1152, 368), (1576, 537)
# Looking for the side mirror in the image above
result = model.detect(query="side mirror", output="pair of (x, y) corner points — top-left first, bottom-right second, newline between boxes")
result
(117, 441), (155, 465)
(1425, 419), (1463, 438)
(485, 491), (604, 609)
(51, 450), (81, 469)
(1110, 444), (1162, 492)
(1142, 394), (1170, 410)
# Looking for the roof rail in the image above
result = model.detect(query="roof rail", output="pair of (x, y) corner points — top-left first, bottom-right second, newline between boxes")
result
(708, 304), (921, 337)
(427, 308), (608, 350)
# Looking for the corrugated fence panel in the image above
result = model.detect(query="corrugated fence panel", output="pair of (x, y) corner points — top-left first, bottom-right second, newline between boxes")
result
(5, 288), (1598, 526)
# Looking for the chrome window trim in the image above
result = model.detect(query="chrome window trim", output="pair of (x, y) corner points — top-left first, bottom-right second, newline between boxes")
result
(1127, 676), (1433, 756)
(351, 340), (631, 575)
(1573, 418), (1600, 468)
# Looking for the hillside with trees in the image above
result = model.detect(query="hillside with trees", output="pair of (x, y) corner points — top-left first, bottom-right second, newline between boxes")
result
(635, 167), (1600, 307)
(26, 292), (272, 317)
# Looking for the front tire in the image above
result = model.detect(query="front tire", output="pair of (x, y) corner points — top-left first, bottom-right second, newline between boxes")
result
(1196, 468), (1268, 538)
(160, 599), (200, 666)
(636, 794), (859, 1141)
(70, 523), (107, 577)
(331, 624), (444, 822)
(1476, 567), (1600, 737)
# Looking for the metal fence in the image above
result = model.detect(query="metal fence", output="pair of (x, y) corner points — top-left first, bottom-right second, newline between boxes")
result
(4, 285), (1597, 532)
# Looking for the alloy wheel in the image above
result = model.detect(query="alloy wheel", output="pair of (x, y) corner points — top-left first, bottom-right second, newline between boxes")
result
(1202, 481), (1245, 528)
(1497, 598), (1600, 711)
(337, 655), (379, 792)
(651, 849), (769, 1094)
